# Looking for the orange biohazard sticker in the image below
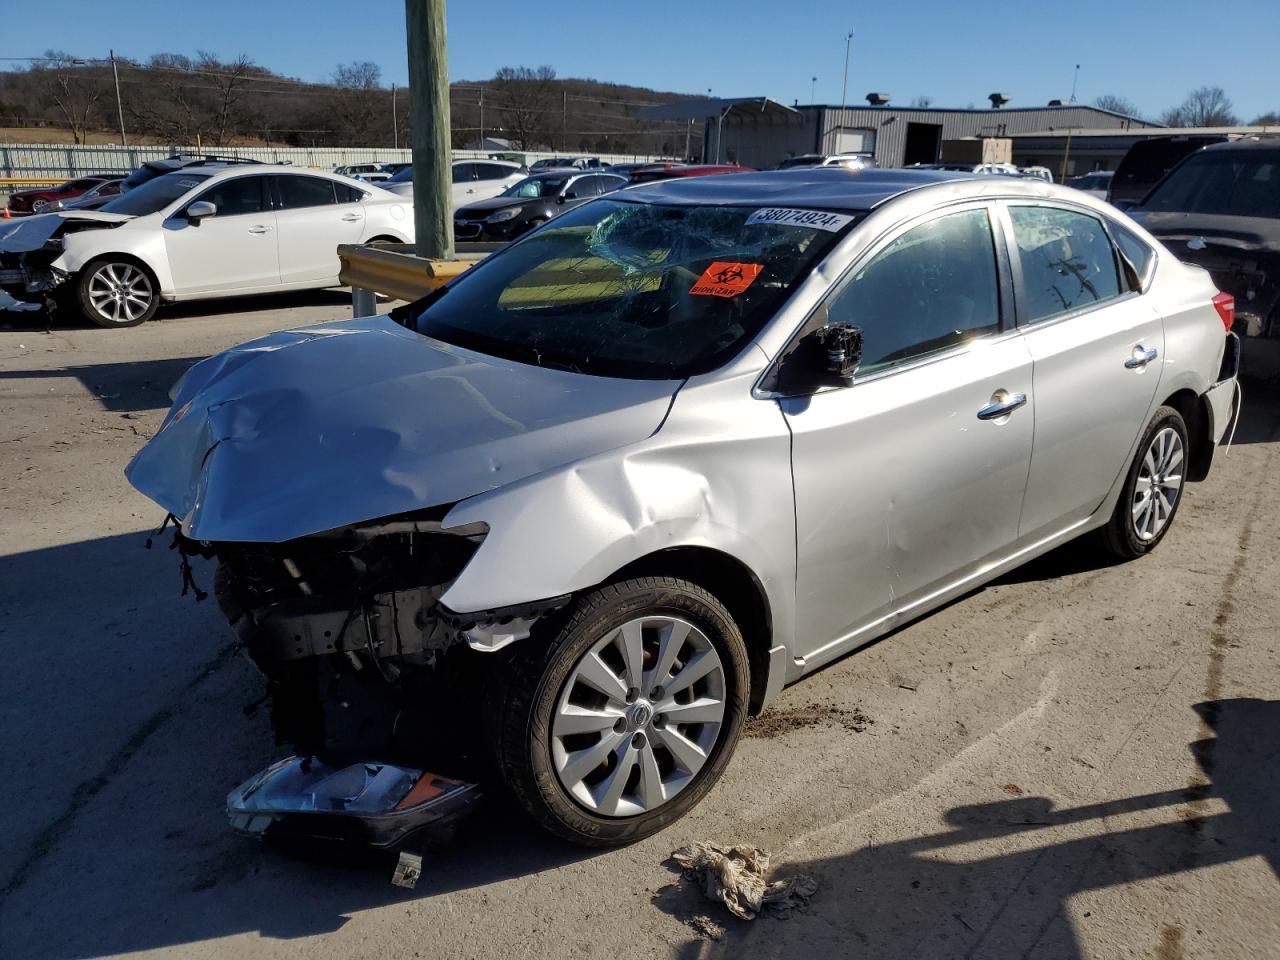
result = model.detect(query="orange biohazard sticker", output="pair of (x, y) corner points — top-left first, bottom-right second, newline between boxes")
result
(689, 261), (764, 298)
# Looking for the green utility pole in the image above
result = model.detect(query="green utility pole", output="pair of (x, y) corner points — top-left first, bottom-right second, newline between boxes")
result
(404, 0), (453, 260)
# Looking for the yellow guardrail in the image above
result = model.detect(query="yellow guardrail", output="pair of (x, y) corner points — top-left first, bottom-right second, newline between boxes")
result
(0, 177), (63, 186)
(337, 241), (499, 301)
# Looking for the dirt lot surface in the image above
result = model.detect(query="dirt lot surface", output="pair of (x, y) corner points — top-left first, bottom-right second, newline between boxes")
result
(2, 297), (1278, 960)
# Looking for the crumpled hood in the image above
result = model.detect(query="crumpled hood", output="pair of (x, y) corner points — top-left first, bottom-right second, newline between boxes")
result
(0, 211), (132, 252)
(125, 315), (680, 543)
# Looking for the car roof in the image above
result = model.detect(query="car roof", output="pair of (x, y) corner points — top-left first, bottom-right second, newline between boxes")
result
(621, 167), (986, 210)
(1200, 135), (1280, 153)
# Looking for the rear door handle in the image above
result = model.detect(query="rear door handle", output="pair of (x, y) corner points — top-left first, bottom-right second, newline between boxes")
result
(977, 391), (1028, 421)
(341, 213), (362, 221)
(1125, 344), (1159, 368)
(248, 224), (273, 234)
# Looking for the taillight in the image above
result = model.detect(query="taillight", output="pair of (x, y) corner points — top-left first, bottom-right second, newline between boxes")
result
(1212, 292), (1235, 332)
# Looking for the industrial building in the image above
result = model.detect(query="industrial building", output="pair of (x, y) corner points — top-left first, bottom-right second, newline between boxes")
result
(641, 95), (1156, 170)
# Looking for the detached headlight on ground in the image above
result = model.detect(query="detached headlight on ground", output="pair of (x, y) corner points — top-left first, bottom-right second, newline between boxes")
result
(486, 207), (521, 222)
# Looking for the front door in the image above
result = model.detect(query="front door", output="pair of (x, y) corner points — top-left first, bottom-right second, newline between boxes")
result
(1003, 203), (1166, 538)
(272, 175), (365, 285)
(163, 174), (279, 294)
(782, 206), (1035, 663)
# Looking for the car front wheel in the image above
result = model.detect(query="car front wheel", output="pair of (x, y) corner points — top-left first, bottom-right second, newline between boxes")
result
(77, 259), (159, 328)
(1100, 405), (1188, 558)
(488, 576), (749, 846)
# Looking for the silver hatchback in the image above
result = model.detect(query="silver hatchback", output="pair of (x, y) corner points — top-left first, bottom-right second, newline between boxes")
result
(128, 168), (1239, 846)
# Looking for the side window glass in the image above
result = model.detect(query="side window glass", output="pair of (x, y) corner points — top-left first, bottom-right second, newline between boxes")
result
(475, 163), (510, 181)
(600, 176), (626, 194)
(196, 176), (265, 217)
(276, 176), (337, 209)
(826, 208), (1001, 373)
(1009, 206), (1121, 323)
(452, 164), (477, 184)
(567, 177), (592, 197)
(335, 183), (367, 203)
(1112, 222), (1155, 290)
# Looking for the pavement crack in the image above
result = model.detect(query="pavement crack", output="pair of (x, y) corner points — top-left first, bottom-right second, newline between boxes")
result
(0, 640), (240, 901)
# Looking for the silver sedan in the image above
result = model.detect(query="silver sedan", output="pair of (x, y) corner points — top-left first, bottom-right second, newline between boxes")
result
(128, 168), (1240, 846)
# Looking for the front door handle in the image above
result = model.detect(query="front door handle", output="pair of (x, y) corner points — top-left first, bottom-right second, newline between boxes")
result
(1125, 344), (1159, 368)
(341, 213), (362, 222)
(248, 224), (273, 234)
(977, 390), (1028, 421)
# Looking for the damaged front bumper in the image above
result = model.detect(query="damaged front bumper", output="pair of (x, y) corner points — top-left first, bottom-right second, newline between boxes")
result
(228, 756), (482, 849)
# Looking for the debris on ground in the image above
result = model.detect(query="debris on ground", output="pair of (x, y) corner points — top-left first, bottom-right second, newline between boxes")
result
(744, 703), (872, 738)
(685, 914), (726, 941)
(391, 850), (423, 889)
(670, 842), (819, 920)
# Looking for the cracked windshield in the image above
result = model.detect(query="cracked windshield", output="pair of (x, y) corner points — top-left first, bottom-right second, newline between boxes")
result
(415, 199), (856, 378)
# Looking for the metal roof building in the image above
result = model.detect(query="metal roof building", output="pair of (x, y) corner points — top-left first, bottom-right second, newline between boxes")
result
(640, 97), (1157, 170)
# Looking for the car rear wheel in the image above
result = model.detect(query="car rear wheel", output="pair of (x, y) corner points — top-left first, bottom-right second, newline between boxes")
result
(488, 576), (749, 846)
(1099, 405), (1188, 559)
(77, 259), (159, 328)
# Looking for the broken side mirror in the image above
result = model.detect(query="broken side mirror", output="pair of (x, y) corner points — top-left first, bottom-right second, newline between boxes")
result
(815, 322), (863, 387)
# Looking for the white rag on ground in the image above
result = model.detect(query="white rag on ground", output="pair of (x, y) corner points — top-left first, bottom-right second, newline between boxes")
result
(671, 842), (819, 920)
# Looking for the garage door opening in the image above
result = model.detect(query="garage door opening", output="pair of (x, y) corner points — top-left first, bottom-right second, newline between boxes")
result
(904, 123), (942, 166)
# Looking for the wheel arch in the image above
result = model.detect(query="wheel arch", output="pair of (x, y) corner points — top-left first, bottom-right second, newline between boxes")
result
(1160, 387), (1213, 482)
(606, 546), (774, 715)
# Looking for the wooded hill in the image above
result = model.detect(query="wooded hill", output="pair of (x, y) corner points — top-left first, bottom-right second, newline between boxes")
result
(0, 53), (699, 155)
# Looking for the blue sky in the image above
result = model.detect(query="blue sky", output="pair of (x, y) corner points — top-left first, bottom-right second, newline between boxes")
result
(7, 0), (1279, 121)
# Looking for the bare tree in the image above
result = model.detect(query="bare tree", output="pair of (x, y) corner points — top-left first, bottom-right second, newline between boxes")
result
(1161, 86), (1237, 127)
(910, 95), (933, 108)
(198, 53), (257, 146)
(1094, 94), (1140, 117)
(33, 50), (103, 144)
(491, 65), (557, 149)
(332, 60), (383, 145)
(1251, 111), (1280, 125)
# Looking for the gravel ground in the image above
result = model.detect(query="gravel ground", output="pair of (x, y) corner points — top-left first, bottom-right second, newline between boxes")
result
(1, 298), (1277, 960)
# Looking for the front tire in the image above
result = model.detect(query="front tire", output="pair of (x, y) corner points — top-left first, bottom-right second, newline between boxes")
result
(1100, 405), (1188, 559)
(488, 577), (749, 847)
(76, 259), (159, 328)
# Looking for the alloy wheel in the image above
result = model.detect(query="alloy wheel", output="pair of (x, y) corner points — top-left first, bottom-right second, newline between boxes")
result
(551, 616), (727, 818)
(87, 263), (154, 325)
(1131, 426), (1184, 541)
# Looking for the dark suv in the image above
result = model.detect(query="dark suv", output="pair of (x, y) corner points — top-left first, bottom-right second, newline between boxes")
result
(1108, 135), (1230, 207)
(118, 155), (262, 193)
(1128, 137), (1280, 362)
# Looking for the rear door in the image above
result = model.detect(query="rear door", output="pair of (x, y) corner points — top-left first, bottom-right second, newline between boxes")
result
(782, 204), (1035, 663)
(272, 174), (364, 285)
(163, 174), (279, 294)
(451, 162), (481, 208)
(1004, 202), (1165, 538)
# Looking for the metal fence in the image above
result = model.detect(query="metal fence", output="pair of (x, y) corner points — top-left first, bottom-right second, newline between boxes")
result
(0, 143), (666, 181)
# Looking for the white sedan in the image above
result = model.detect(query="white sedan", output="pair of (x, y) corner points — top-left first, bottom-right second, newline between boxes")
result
(380, 159), (526, 209)
(0, 165), (414, 327)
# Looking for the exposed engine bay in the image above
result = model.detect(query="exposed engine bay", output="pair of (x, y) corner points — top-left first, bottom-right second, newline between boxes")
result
(188, 510), (564, 772)
(0, 214), (127, 307)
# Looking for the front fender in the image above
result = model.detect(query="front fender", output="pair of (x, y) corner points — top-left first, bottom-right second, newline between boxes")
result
(58, 223), (173, 294)
(439, 368), (798, 658)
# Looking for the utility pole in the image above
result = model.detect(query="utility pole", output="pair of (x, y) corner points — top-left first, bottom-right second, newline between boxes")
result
(392, 83), (399, 149)
(478, 86), (484, 145)
(840, 30), (854, 111)
(404, 0), (453, 260)
(110, 49), (127, 148)
(1069, 63), (1080, 103)
(562, 90), (568, 152)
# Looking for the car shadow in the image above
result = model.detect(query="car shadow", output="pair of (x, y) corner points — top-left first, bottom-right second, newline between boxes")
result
(655, 698), (1279, 958)
(0, 287), (352, 331)
(0, 355), (203, 411)
(0, 529), (603, 959)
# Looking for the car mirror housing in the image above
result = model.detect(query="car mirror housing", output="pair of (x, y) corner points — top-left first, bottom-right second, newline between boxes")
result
(561, 192), (577, 202)
(815, 322), (863, 387)
(186, 200), (217, 220)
